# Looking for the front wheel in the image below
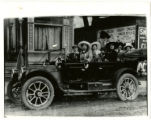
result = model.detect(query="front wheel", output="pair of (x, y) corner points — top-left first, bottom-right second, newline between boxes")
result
(116, 73), (139, 101)
(21, 76), (54, 110)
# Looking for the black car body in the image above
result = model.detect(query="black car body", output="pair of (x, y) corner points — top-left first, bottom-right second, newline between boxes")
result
(7, 48), (147, 110)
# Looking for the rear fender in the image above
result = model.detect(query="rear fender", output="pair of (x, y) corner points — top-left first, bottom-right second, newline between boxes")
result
(113, 68), (137, 87)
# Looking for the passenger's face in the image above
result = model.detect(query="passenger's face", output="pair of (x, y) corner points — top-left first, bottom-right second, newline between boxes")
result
(82, 44), (88, 51)
(118, 45), (122, 50)
(92, 45), (97, 50)
(126, 46), (131, 51)
(110, 45), (114, 50)
(73, 48), (78, 52)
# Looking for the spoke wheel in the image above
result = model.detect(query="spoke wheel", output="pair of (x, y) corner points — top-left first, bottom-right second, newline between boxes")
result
(7, 80), (21, 104)
(21, 76), (54, 110)
(117, 73), (139, 101)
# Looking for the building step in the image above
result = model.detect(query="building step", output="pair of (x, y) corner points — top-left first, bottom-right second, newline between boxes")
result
(4, 62), (17, 67)
(4, 73), (11, 78)
(4, 69), (11, 74)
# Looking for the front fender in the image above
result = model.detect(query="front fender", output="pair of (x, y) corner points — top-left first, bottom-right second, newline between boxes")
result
(22, 65), (64, 92)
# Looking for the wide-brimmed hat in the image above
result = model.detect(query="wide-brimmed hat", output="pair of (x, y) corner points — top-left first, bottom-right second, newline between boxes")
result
(78, 41), (91, 51)
(105, 42), (117, 50)
(91, 42), (101, 50)
(124, 43), (133, 49)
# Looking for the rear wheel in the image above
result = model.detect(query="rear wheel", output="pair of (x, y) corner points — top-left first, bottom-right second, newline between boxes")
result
(21, 76), (54, 110)
(116, 73), (139, 101)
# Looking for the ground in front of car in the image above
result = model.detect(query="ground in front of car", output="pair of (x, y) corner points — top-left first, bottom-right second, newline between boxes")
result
(4, 80), (147, 116)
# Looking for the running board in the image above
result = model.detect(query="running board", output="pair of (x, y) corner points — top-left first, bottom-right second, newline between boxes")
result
(102, 82), (112, 86)
(64, 88), (116, 94)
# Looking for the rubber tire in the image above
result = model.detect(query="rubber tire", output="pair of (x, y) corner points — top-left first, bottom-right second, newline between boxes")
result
(116, 73), (139, 101)
(21, 76), (54, 110)
(7, 80), (21, 104)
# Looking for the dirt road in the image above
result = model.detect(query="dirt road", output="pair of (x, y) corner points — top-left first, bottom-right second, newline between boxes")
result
(5, 93), (147, 117)
(4, 80), (147, 117)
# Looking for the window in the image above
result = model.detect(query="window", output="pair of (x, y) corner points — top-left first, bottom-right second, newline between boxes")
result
(34, 25), (62, 51)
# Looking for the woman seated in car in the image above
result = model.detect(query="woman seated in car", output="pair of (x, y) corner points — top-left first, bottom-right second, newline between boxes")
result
(91, 42), (102, 62)
(104, 42), (118, 62)
(124, 43), (134, 53)
(78, 41), (92, 63)
(67, 45), (80, 62)
(116, 44), (125, 54)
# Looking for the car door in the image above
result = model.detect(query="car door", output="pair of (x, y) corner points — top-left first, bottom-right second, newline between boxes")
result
(92, 62), (118, 81)
(62, 63), (86, 83)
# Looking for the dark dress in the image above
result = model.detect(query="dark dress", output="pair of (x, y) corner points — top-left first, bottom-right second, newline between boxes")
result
(67, 53), (80, 63)
(105, 50), (117, 62)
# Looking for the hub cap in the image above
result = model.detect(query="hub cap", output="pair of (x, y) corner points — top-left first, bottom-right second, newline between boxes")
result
(120, 78), (137, 99)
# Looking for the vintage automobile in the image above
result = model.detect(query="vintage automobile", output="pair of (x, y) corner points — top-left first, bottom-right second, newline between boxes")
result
(7, 48), (147, 110)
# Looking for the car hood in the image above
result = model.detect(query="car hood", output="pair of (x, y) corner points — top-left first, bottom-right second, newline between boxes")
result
(119, 49), (147, 61)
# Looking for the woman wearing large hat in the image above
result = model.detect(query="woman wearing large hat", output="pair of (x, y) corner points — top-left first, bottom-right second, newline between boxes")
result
(91, 41), (102, 62)
(105, 42), (117, 51)
(124, 43), (134, 53)
(104, 42), (118, 62)
(78, 41), (92, 63)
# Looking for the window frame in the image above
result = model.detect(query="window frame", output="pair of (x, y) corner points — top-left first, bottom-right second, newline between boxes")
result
(28, 22), (63, 53)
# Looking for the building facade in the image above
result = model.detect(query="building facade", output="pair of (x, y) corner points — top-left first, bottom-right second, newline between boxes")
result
(74, 16), (147, 49)
(4, 17), (74, 79)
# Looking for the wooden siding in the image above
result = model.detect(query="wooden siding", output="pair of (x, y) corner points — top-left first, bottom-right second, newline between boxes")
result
(27, 17), (74, 64)
(4, 17), (74, 80)
(28, 23), (34, 51)
(4, 62), (16, 79)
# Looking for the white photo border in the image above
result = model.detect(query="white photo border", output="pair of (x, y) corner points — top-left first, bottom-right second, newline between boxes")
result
(0, 0), (150, 120)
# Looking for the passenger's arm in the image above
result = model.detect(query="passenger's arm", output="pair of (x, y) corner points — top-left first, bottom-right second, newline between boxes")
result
(87, 51), (93, 62)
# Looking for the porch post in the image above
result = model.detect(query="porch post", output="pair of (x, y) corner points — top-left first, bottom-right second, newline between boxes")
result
(19, 18), (23, 48)
(16, 18), (24, 69)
